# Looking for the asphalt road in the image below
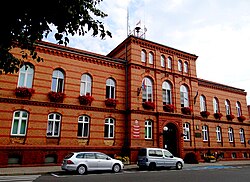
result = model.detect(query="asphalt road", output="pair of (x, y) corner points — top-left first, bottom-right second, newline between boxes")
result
(32, 165), (250, 182)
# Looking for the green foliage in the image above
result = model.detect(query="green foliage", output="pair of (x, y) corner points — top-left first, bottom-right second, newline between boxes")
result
(0, 0), (112, 74)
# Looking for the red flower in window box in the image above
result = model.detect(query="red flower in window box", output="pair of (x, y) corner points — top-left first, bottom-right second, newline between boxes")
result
(181, 107), (192, 115)
(226, 114), (235, 121)
(142, 101), (155, 110)
(163, 104), (175, 112)
(78, 93), (94, 106)
(214, 112), (223, 119)
(200, 111), (210, 118)
(237, 115), (246, 122)
(15, 87), (35, 98)
(105, 98), (118, 107)
(48, 91), (65, 103)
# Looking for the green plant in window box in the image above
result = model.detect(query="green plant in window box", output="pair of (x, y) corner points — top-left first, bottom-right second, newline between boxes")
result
(105, 98), (118, 107)
(181, 107), (192, 115)
(214, 112), (223, 119)
(48, 91), (65, 103)
(142, 101), (155, 110)
(163, 104), (175, 112)
(237, 115), (246, 122)
(200, 111), (210, 118)
(226, 114), (235, 121)
(14, 87), (35, 98)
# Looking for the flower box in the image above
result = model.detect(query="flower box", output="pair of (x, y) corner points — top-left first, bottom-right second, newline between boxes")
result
(214, 112), (223, 119)
(200, 111), (210, 118)
(78, 94), (94, 106)
(48, 91), (65, 103)
(226, 114), (235, 121)
(237, 115), (246, 122)
(105, 98), (118, 107)
(181, 107), (192, 115)
(15, 87), (34, 98)
(163, 104), (174, 112)
(142, 101), (155, 110)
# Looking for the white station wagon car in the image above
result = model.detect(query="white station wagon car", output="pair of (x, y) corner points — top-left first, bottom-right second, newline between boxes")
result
(61, 152), (124, 175)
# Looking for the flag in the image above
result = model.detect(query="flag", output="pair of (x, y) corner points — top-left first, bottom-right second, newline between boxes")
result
(136, 20), (141, 26)
(194, 90), (198, 105)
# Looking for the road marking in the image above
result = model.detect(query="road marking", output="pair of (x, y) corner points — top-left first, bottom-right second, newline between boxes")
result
(0, 175), (40, 182)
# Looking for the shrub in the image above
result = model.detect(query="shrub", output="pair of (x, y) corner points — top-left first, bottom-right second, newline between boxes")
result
(184, 152), (199, 164)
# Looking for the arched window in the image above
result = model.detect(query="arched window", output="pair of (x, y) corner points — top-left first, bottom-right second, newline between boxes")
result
(51, 69), (64, 92)
(213, 97), (219, 113)
(178, 60), (183, 72)
(180, 85), (189, 107)
(161, 55), (165, 67)
(216, 126), (222, 142)
(47, 113), (61, 137)
(236, 101), (242, 117)
(167, 57), (172, 69)
(104, 118), (115, 138)
(225, 100), (231, 115)
(145, 120), (152, 139)
(106, 78), (115, 99)
(183, 122), (190, 141)
(17, 64), (34, 88)
(77, 115), (90, 137)
(228, 127), (234, 142)
(80, 74), (92, 96)
(202, 125), (209, 141)
(162, 81), (172, 105)
(200, 95), (206, 112)
(141, 50), (146, 62)
(184, 62), (188, 73)
(142, 77), (153, 102)
(239, 128), (245, 143)
(149, 52), (154, 64)
(11, 110), (28, 136)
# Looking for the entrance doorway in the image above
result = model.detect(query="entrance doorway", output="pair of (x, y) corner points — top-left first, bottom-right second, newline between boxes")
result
(163, 123), (178, 156)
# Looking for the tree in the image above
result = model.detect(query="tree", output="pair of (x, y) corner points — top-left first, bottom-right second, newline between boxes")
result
(0, 0), (111, 74)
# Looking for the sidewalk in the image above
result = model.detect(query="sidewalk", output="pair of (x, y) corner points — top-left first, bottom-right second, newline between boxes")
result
(1, 160), (250, 176)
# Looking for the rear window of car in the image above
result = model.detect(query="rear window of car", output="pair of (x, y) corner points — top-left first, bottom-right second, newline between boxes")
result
(64, 153), (74, 159)
(138, 148), (146, 156)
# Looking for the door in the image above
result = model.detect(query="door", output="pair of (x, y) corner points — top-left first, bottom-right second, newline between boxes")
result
(163, 123), (178, 156)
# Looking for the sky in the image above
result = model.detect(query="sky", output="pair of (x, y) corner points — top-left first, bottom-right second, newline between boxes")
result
(44, 0), (250, 105)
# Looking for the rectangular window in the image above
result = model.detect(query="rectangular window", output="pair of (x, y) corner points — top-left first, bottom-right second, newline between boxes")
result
(202, 126), (208, 141)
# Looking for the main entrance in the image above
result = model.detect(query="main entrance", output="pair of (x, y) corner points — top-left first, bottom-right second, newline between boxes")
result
(163, 123), (178, 156)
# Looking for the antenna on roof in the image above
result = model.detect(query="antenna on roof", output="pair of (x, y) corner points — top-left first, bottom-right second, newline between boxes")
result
(128, 20), (147, 39)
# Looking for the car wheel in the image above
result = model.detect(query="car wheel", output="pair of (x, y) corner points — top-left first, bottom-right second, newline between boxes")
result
(77, 165), (87, 175)
(112, 164), (121, 173)
(149, 163), (156, 171)
(176, 162), (183, 170)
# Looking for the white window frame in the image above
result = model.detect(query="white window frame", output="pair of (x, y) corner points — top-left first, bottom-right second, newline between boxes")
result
(104, 118), (114, 138)
(141, 50), (146, 62)
(228, 127), (234, 142)
(239, 128), (245, 143)
(200, 95), (206, 112)
(180, 85), (189, 107)
(162, 81), (172, 105)
(142, 77), (153, 102)
(51, 70), (64, 92)
(213, 97), (219, 113)
(11, 110), (28, 136)
(47, 113), (61, 137)
(202, 125), (208, 141)
(17, 64), (34, 88)
(216, 126), (222, 142)
(236, 101), (241, 117)
(178, 60), (182, 72)
(184, 62), (188, 73)
(145, 120), (152, 139)
(225, 100), (231, 115)
(161, 55), (165, 67)
(80, 74), (92, 96)
(106, 78), (115, 99)
(183, 123), (190, 141)
(149, 52), (153, 64)
(77, 115), (90, 138)
(167, 57), (172, 69)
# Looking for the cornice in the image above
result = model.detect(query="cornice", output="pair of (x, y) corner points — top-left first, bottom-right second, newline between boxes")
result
(198, 79), (246, 95)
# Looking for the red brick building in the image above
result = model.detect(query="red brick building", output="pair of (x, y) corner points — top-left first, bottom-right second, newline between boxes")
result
(0, 35), (249, 167)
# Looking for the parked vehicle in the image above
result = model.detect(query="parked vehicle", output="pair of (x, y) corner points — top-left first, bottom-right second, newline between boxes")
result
(61, 152), (124, 175)
(137, 148), (184, 170)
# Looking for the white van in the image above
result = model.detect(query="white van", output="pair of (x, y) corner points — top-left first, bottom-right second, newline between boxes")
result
(137, 148), (184, 170)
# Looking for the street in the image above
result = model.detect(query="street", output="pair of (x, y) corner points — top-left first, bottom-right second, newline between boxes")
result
(31, 165), (250, 182)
